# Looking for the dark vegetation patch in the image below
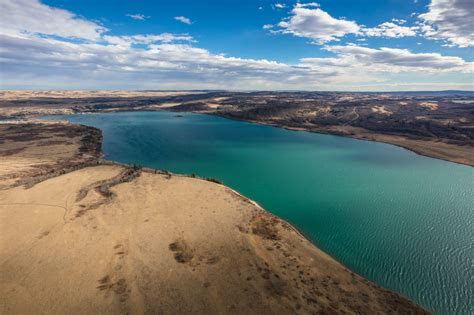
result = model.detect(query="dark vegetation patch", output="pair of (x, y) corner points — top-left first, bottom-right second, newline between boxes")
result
(205, 177), (223, 184)
(0, 147), (26, 156)
(74, 165), (141, 214)
(97, 275), (129, 302)
(169, 239), (194, 264)
(251, 213), (281, 241)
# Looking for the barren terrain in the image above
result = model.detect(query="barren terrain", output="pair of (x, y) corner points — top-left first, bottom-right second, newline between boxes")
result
(0, 121), (101, 189)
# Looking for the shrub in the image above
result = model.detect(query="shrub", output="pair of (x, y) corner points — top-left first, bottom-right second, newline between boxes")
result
(205, 177), (223, 184)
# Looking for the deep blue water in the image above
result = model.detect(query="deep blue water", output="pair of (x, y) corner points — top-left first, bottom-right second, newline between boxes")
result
(46, 111), (473, 314)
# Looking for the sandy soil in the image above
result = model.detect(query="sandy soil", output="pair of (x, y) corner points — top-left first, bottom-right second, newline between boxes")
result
(371, 106), (392, 115)
(0, 163), (429, 314)
(419, 102), (439, 110)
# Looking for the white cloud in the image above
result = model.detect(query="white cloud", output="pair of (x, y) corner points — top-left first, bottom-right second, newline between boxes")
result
(0, 0), (107, 40)
(175, 16), (192, 25)
(276, 4), (360, 44)
(391, 18), (407, 24)
(273, 3), (287, 9)
(362, 22), (418, 38)
(303, 45), (472, 73)
(298, 45), (474, 89)
(126, 14), (149, 21)
(418, 0), (473, 47)
(0, 34), (334, 89)
(103, 34), (194, 46)
(272, 3), (419, 44)
(299, 2), (320, 8)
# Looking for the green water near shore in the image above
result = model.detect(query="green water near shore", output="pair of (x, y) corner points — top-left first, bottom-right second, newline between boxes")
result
(47, 111), (473, 314)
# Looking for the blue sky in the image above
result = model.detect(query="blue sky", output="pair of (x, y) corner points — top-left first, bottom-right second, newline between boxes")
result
(0, 0), (473, 90)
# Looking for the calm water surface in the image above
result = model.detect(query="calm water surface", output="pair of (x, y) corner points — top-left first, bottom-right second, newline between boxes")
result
(48, 111), (473, 314)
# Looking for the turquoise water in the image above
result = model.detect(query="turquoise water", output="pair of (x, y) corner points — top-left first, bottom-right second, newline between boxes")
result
(47, 111), (473, 314)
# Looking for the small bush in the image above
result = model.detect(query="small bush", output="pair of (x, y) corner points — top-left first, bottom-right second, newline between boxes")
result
(205, 177), (223, 184)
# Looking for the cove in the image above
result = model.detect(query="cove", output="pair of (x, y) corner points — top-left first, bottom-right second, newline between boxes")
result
(46, 111), (473, 314)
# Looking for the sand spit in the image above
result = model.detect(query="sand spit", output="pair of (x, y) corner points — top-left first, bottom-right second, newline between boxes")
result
(0, 122), (429, 314)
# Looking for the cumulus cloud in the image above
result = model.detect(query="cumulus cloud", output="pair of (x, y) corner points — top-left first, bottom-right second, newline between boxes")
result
(276, 3), (360, 44)
(126, 14), (149, 21)
(418, 0), (473, 47)
(175, 16), (192, 25)
(0, 0), (107, 40)
(271, 1), (473, 47)
(363, 22), (418, 38)
(391, 18), (407, 24)
(272, 3), (419, 44)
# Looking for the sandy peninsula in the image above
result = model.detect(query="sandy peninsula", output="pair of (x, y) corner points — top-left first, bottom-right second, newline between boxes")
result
(0, 122), (430, 314)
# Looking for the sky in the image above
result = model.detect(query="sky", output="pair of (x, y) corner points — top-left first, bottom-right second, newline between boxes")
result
(0, 0), (473, 91)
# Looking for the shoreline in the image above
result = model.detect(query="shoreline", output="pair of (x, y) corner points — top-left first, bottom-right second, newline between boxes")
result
(0, 120), (431, 313)
(200, 112), (474, 167)
(0, 89), (472, 167)
(27, 106), (474, 167)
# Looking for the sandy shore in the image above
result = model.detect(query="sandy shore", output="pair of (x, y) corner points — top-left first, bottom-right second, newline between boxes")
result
(0, 122), (429, 314)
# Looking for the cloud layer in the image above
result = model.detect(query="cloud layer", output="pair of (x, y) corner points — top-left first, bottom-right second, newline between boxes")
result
(271, 3), (419, 44)
(419, 0), (473, 47)
(270, 1), (473, 47)
(0, 0), (472, 90)
(303, 45), (470, 73)
(0, 0), (106, 40)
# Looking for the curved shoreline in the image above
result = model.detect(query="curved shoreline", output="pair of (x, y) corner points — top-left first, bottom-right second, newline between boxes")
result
(41, 107), (474, 167)
(108, 161), (432, 314)
(0, 120), (431, 314)
(199, 112), (474, 167)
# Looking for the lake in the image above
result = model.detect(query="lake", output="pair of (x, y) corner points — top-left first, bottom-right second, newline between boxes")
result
(46, 111), (473, 314)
